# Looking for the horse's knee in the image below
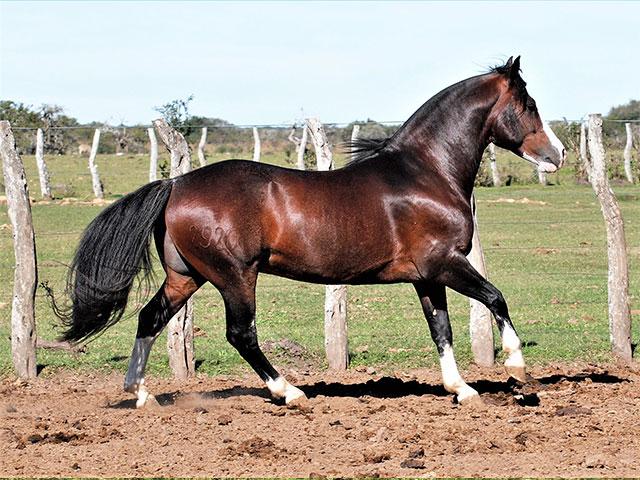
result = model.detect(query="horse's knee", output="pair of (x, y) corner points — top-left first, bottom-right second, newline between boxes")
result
(225, 330), (239, 348)
(226, 326), (257, 350)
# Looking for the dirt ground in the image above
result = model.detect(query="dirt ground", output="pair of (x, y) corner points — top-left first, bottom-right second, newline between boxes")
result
(1, 362), (639, 478)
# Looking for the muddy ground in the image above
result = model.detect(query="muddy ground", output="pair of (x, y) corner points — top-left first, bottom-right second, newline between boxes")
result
(1, 362), (639, 478)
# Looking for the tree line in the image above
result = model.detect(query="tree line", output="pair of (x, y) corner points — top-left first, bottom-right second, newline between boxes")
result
(1, 97), (638, 161)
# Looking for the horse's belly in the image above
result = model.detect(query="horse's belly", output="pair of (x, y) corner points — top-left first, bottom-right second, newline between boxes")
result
(262, 247), (420, 285)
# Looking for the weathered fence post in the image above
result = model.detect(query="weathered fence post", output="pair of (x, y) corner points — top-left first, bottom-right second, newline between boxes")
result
(580, 121), (591, 183)
(467, 194), (494, 366)
(537, 169), (547, 186)
(351, 124), (360, 147)
(0, 121), (38, 379)
(288, 126), (300, 155)
(148, 127), (158, 182)
(587, 113), (632, 362)
(154, 119), (192, 176)
(488, 143), (501, 187)
(623, 123), (634, 183)
(88, 128), (104, 199)
(307, 117), (349, 370)
(297, 124), (308, 170)
(197, 127), (207, 167)
(153, 118), (195, 379)
(35, 128), (52, 199)
(252, 127), (261, 162)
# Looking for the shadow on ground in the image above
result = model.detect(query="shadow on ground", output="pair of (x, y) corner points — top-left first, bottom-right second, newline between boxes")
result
(108, 370), (627, 410)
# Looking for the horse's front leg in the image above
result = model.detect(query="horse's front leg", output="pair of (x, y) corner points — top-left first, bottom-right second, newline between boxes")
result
(414, 282), (480, 404)
(439, 252), (528, 382)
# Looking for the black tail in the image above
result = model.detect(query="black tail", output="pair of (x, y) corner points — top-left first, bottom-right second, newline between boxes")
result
(53, 180), (173, 343)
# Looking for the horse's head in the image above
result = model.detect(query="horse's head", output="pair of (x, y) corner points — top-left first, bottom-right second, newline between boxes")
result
(489, 56), (566, 173)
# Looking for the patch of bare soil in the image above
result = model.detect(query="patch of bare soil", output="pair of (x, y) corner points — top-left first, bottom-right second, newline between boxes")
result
(1, 362), (639, 477)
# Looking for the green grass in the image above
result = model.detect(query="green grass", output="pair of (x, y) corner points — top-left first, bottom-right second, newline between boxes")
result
(0, 151), (638, 378)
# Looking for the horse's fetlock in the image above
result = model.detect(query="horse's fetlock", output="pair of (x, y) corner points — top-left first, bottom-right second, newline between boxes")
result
(442, 377), (464, 394)
(124, 378), (142, 394)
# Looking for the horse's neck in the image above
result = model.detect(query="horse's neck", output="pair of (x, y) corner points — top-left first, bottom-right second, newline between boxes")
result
(392, 76), (500, 199)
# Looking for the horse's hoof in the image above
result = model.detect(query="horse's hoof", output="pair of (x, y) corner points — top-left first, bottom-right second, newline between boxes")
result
(136, 391), (159, 409)
(505, 366), (529, 384)
(457, 393), (485, 408)
(455, 383), (483, 407)
(285, 389), (308, 407)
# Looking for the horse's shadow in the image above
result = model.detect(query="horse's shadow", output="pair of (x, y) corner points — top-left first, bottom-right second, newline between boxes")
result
(108, 370), (627, 410)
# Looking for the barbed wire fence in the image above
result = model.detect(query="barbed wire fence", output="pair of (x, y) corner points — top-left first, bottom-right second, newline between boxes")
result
(7, 116), (639, 193)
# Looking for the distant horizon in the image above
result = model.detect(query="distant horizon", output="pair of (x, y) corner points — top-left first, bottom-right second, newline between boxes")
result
(2, 1), (638, 126)
(7, 115), (637, 131)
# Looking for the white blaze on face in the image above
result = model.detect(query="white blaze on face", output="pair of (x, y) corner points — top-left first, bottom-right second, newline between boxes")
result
(521, 113), (566, 172)
(542, 119), (566, 164)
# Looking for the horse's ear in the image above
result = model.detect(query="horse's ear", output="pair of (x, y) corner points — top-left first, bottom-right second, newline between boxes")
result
(504, 56), (514, 70)
(509, 56), (521, 81)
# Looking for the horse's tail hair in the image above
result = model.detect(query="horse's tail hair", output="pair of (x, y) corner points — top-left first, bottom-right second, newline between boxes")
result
(52, 179), (174, 343)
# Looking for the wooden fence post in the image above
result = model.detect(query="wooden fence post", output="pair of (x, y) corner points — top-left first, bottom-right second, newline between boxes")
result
(252, 127), (261, 162)
(307, 117), (349, 370)
(579, 121), (591, 183)
(297, 124), (308, 170)
(197, 127), (207, 167)
(587, 114), (632, 362)
(88, 128), (104, 199)
(35, 128), (52, 199)
(467, 194), (494, 366)
(623, 123), (634, 183)
(351, 124), (360, 147)
(154, 119), (192, 175)
(537, 169), (547, 186)
(153, 118), (195, 379)
(0, 121), (38, 379)
(148, 127), (158, 182)
(488, 143), (501, 187)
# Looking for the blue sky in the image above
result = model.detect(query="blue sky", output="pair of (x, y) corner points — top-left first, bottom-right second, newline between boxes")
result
(1, 1), (638, 126)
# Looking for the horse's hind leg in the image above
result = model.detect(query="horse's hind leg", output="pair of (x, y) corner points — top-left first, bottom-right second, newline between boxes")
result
(415, 282), (480, 404)
(220, 271), (306, 404)
(439, 253), (527, 382)
(124, 267), (202, 408)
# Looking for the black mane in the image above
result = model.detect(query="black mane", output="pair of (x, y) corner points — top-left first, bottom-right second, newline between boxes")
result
(490, 62), (513, 75)
(490, 61), (528, 103)
(342, 137), (392, 165)
(342, 59), (526, 167)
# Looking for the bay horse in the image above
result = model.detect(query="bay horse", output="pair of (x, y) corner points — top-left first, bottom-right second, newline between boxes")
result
(54, 56), (565, 407)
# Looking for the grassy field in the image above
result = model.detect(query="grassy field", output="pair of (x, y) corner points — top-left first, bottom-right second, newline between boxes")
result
(0, 149), (638, 378)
